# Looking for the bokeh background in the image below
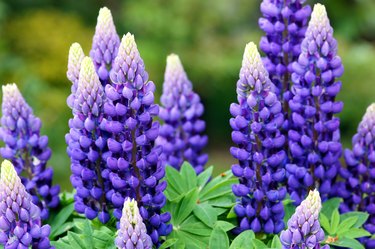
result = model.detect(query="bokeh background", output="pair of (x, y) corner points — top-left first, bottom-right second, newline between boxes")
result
(0, 0), (374, 190)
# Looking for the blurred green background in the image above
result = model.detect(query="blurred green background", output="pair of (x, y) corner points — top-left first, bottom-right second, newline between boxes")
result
(0, 0), (374, 190)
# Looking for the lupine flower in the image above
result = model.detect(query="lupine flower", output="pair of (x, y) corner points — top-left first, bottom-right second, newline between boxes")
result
(230, 42), (286, 234)
(259, 0), (311, 120)
(115, 198), (152, 249)
(280, 189), (329, 249)
(337, 104), (375, 248)
(67, 42), (85, 109)
(102, 33), (171, 245)
(0, 160), (52, 249)
(0, 84), (60, 220)
(66, 56), (112, 223)
(157, 54), (208, 174)
(90, 7), (120, 85)
(287, 3), (344, 205)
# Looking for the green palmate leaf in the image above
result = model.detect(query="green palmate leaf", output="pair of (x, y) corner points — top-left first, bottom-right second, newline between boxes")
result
(180, 162), (197, 190)
(197, 166), (213, 189)
(215, 221), (236, 232)
(180, 215), (212, 236)
(340, 228), (371, 239)
(337, 216), (358, 235)
(93, 228), (116, 249)
(330, 209), (340, 235)
(229, 230), (255, 249)
(51, 240), (73, 249)
(193, 203), (217, 227)
(200, 170), (233, 196)
(175, 188), (199, 224)
(329, 237), (365, 249)
(209, 227), (229, 249)
(179, 230), (209, 249)
(321, 198), (342, 218)
(214, 207), (228, 216)
(165, 166), (187, 194)
(252, 239), (268, 248)
(50, 202), (75, 238)
(159, 238), (179, 249)
(79, 220), (94, 249)
(319, 213), (331, 233)
(340, 211), (369, 228)
(283, 202), (296, 225)
(199, 178), (238, 202)
(68, 232), (86, 249)
(207, 195), (236, 208)
(271, 235), (282, 249)
(227, 205), (236, 219)
(52, 221), (74, 239)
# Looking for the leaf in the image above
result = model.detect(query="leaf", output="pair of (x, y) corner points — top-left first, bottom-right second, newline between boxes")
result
(159, 238), (179, 249)
(81, 220), (94, 249)
(340, 211), (369, 228)
(271, 235), (282, 249)
(175, 188), (199, 224)
(165, 166), (186, 194)
(199, 178), (238, 202)
(337, 216), (358, 235)
(319, 213), (331, 233)
(197, 166), (213, 189)
(330, 209), (340, 235)
(207, 195), (236, 208)
(52, 221), (74, 238)
(229, 230), (255, 249)
(50, 202), (75, 238)
(321, 198), (342, 218)
(209, 227), (229, 249)
(193, 203), (217, 227)
(283, 202), (296, 225)
(215, 221), (236, 232)
(51, 240), (73, 249)
(179, 230), (209, 249)
(68, 232), (86, 249)
(180, 162), (197, 190)
(227, 205), (236, 219)
(252, 239), (268, 248)
(200, 170), (233, 196)
(340, 228), (371, 239)
(329, 237), (365, 249)
(180, 215), (212, 236)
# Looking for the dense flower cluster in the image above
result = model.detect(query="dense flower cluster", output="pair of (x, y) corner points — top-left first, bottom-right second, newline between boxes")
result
(90, 7), (120, 85)
(0, 160), (52, 249)
(0, 84), (60, 220)
(66, 57), (112, 223)
(230, 42), (286, 234)
(287, 4), (344, 204)
(280, 189), (329, 249)
(338, 104), (375, 248)
(157, 54), (208, 174)
(259, 0), (311, 120)
(115, 198), (152, 249)
(101, 33), (171, 245)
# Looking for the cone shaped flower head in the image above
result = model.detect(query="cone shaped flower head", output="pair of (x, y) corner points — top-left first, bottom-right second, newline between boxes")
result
(0, 160), (52, 249)
(102, 33), (171, 245)
(259, 0), (311, 125)
(338, 104), (375, 247)
(67, 42), (85, 109)
(90, 7), (120, 84)
(157, 54), (208, 174)
(280, 190), (329, 249)
(287, 4), (344, 205)
(115, 198), (152, 249)
(0, 84), (60, 220)
(230, 42), (286, 234)
(66, 57), (112, 223)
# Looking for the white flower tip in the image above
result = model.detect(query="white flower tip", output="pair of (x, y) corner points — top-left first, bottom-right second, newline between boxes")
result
(1, 160), (17, 185)
(166, 53), (185, 74)
(310, 3), (330, 28)
(78, 57), (101, 91)
(98, 7), (114, 27)
(366, 103), (375, 116)
(2, 83), (22, 102)
(242, 41), (268, 79)
(68, 43), (84, 61)
(306, 189), (322, 211)
(122, 33), (136, 48)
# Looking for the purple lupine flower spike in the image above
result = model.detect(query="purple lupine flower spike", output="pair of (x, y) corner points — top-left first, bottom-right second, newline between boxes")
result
(338, 104), (375, 248)
(259, 0), (311, 112)
(103, 33), (171, 245)
(280, 189), (329, 249)
(66, 56), (112, 223)
(115, 198), (153, 249)
(287, 4), (344, 205)
(0, 84), (60, 220)
(230, 42), (286, 234)
(90, 7), (120, 85)
(0, 160), (53, 249)
(67, 42), (85, 109)
(157, 54), (208, 174)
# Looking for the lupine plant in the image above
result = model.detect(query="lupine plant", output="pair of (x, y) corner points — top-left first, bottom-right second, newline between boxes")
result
(1, 1), (374, 249)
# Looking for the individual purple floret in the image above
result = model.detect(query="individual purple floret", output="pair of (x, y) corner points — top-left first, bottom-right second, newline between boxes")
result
(102, 33), (171, 245)
(67, 42), (85, 109)
(337, 104), (375, 248)
(157, 54), (208, 174)
(66, 57), (112, 224)
(0, 160), (53, 249)
(230, 42), (286, 234)
(280, 189), (329, 249)
(287, 3), (344, 205)
(0, 84), (60, 220)
(115, 198), (153, 249)
(259, 0), (311, 117)
(90, 7), (120, 85)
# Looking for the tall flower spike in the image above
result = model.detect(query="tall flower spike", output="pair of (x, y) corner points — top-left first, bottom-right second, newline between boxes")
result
(115, 198), (153, 249)
(103, 33), (171, 245)
(0, 84), (60, 220)
(90, 7), (120, 85)
(66, 57), (112, 223)
(157, 54), (208, 174)
(67, 42), (85, 109)
(338, 104), (375, 248)
(287, 4), (344, 205)
(259, 0), (311, 127)
(230, 42), (286, 234)
(0, 160), (52, 249)
(280, 190), (329, 249)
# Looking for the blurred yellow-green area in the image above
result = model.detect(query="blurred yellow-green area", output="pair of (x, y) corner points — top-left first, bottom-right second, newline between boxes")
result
(0, 0), (374, 190)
